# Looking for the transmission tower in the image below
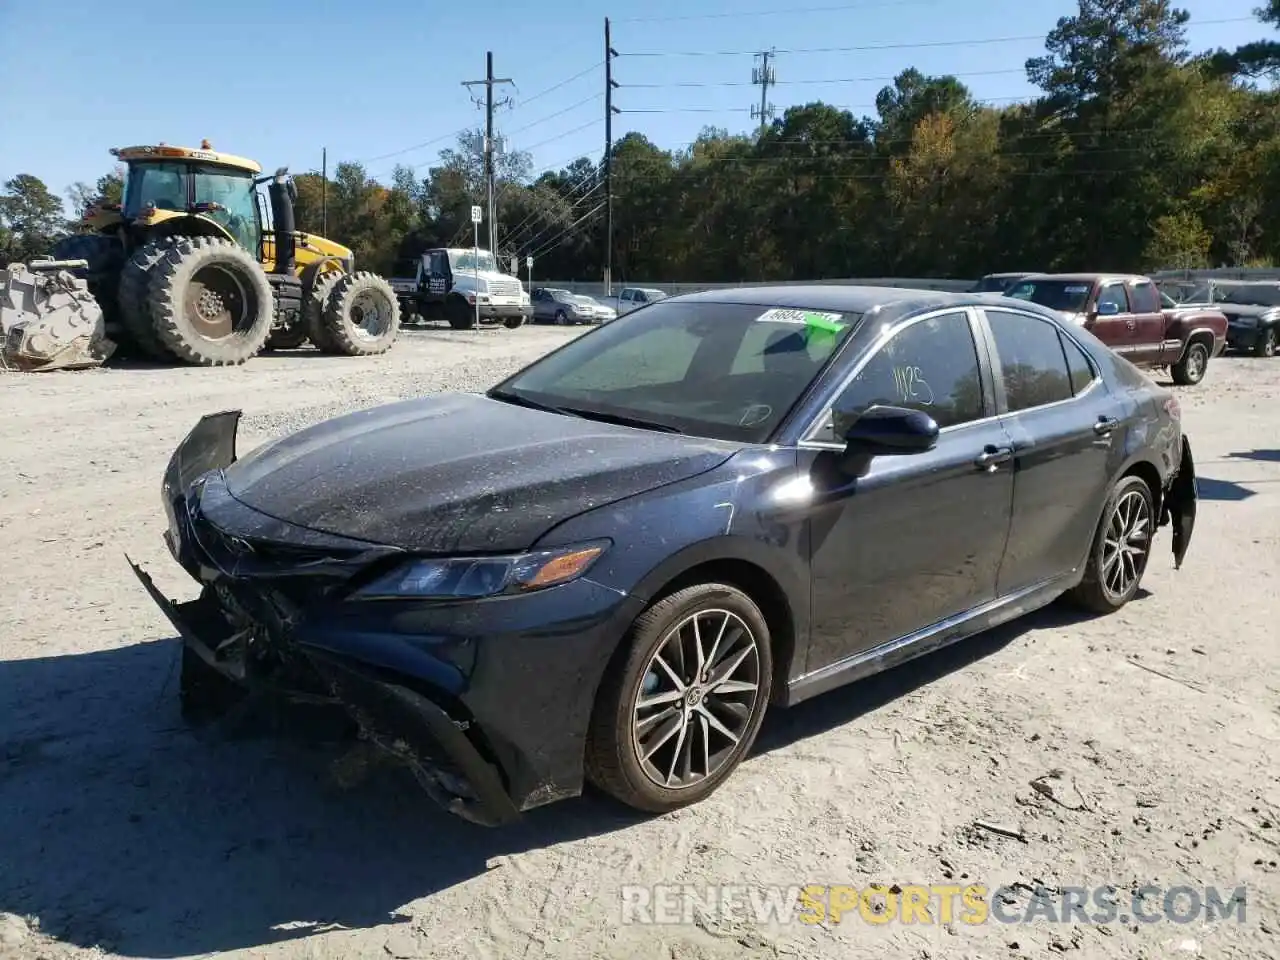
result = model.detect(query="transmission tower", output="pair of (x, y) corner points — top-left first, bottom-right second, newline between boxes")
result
(750, 50), (777, 136)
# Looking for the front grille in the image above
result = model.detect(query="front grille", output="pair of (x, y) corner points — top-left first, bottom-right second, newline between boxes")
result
(488, 280), (521, 297)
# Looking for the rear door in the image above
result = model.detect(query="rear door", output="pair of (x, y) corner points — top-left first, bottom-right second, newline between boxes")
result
(977, 306), (1115, 594)
(1125, 279), (1169, 364)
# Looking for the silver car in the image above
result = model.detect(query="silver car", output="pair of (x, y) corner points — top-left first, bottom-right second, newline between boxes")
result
(531, 287), (597, 325)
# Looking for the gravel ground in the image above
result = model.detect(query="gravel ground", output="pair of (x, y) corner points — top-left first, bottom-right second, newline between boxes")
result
(0, 328), (1277, 960)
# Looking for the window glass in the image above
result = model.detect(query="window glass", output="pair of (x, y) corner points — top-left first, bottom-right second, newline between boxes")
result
(1129, 281), (1160, 313)
(821, 311), (984, 436)
(192, 167), (260, 253)
(986, 310), (1073, 411)
(494, 300), (860, 442)
(1060, 332), (1097, 395)
(1006, 279), (1093, 313)
(122, 161), (186, 217)
(1096, 283), (1129, 313)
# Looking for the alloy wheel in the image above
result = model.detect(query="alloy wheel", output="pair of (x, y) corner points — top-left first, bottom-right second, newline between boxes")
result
(1186, 343), (1207, 381)
(1101, 488), (1151, 600)
(631, 608), (761, 790)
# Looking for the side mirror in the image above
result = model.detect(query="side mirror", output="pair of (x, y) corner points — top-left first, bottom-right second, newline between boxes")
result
(1095, 300), (1121, 317)
(834, 403), (939, 455)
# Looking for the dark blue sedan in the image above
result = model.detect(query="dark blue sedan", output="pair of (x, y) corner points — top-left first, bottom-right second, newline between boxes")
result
(130, 284), (1198, 826)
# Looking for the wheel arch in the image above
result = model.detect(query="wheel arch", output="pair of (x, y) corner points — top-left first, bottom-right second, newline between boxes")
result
(1175, 327), (1218, 364)
(624, 539), (805, 706)
(1117, 456), (1164, 518)
(139, 214), (236, 246)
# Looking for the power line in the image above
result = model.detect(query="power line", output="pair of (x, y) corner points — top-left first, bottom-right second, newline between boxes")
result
(511, 62), (604, 109)
(620, 94), (1035, 114)
(621, 67), (1028, 88)
(504, 94), (603, 137)
(616, 17), (1257, 57)
(520, 118), (602, 155)
(501, 171), (602, 250)
(509, 184), (606, 257)
(614, 0), (937, 23)
(527, 200), (607, 262)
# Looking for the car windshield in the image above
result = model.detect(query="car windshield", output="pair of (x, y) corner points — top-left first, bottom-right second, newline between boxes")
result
(1006, 279), (1093, 312)
(490, 300), (862, 442)
(451, 250), (497, 273)
(1217, 284), (1280, 306)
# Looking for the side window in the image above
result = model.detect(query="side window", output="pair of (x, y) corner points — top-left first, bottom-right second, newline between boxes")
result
(635, 292), (649, 304)
(815, 311), (985, 439)
(1060, 332), (1097, 395)
(985, 310), (1073, 412)
(1129, 281), (1160, 313)
(1097, 283), (1129, 314)
(620, 290), (633, 302)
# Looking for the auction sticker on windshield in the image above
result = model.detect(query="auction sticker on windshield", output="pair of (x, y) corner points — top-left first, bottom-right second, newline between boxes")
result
(756, 308), (847, 333)
(1064, 285), (1091, 293)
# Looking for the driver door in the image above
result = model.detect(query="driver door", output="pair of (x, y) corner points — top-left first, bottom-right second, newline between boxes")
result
(801, 308), (1015, 671)
(1087, 281), (1136, 358)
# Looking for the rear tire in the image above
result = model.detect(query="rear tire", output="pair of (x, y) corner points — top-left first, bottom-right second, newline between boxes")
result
(1171, 340), (1209, 385)
(1066, 475), (1155, 614)
(52, 233), (125, 341)
(147, 237), (273, 365)
(584, 583), (772, 814)
(1254, 327), (1276, 358)
(317, 271), (401, 355)
(118, 237), (183, 361)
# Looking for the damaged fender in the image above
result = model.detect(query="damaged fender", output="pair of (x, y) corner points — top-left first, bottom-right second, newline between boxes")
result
(1165, 436), (1198, 570)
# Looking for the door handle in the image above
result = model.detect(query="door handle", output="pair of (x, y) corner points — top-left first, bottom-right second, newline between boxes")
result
(974, 445), (1013, 471)
(1125, 318), (1136, 331)
(1093, 416), (1118, 436)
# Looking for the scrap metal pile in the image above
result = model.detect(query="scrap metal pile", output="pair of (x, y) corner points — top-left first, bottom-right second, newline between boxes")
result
(0, 259), (116, 372)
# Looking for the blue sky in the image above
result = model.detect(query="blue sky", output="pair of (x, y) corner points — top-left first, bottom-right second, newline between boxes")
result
(0, 0), (1266, 210)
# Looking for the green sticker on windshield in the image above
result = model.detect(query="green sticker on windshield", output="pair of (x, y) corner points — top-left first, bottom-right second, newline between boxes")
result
(755, 308), (846, 332)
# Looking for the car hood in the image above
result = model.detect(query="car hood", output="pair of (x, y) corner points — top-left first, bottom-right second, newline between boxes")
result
(1218, 304), (1276, 319)
(222, 393), (740, 553)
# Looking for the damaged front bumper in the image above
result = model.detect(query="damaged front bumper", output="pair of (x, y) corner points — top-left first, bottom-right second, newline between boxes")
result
(130, 411), (633, 827)
(1162, 435), (1199, 570)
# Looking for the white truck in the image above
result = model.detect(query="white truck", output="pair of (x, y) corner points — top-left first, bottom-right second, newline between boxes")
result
(391, 247), (532, 330)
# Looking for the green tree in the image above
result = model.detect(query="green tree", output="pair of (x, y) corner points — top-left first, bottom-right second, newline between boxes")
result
(0, 174), (66, 265)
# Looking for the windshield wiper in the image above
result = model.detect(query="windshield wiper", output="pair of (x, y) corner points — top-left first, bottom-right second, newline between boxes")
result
(555, 407), (683, 433)
(488, 389), (574, 416)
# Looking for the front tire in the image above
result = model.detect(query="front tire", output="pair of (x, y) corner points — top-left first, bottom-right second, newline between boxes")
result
(1066, 475), (1155, 614)
(1171, 340), (1210, 385)
(1254, 326), (1276, 358)
(317, 271), (401, 355)
(585, 583), (772, 814)
(503, 314), (526, 329)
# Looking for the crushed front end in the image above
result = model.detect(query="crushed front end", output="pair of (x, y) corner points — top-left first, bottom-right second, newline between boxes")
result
(129, 411), (532, 826)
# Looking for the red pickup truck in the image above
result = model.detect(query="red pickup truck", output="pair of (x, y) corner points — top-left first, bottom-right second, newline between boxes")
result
(1002, 273), (1228, 385)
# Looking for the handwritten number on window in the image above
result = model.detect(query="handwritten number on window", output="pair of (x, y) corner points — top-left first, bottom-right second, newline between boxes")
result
(892, 365), (934, 406)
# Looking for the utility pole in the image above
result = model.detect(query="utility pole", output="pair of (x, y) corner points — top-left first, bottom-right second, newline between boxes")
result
(463, 53), (513, 256)
(750, 50), (776, 136)
(605, 18), (620, 295)
(321, 147), (328, 235)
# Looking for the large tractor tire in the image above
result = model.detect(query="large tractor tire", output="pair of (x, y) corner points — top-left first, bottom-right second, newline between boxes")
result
(146, 237), (274, 366)
(305, 269), (349, 354)
(51, 233), (124, 337)
(117, 237), (183, 361)
(316, 272), (402, 356)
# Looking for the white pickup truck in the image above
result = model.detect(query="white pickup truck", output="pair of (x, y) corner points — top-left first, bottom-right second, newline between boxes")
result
(614, 286), (668, 315)
(392, 248), (532, 330)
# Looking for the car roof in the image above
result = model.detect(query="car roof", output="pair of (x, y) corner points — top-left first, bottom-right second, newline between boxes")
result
(1021, 272), (1149, 284)
(669, 283), (1021, 314)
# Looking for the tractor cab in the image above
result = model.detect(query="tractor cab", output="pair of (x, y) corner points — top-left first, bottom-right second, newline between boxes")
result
(111, 142), (265, 257)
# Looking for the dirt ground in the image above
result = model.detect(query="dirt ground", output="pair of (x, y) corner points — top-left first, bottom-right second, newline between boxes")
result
(1, 327), (1277, 960)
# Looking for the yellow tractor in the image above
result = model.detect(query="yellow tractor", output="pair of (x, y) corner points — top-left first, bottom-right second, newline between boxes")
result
(50, 141), (400, 365)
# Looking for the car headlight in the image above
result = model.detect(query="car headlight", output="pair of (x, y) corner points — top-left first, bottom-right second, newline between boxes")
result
(350, 540), (609, 600)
